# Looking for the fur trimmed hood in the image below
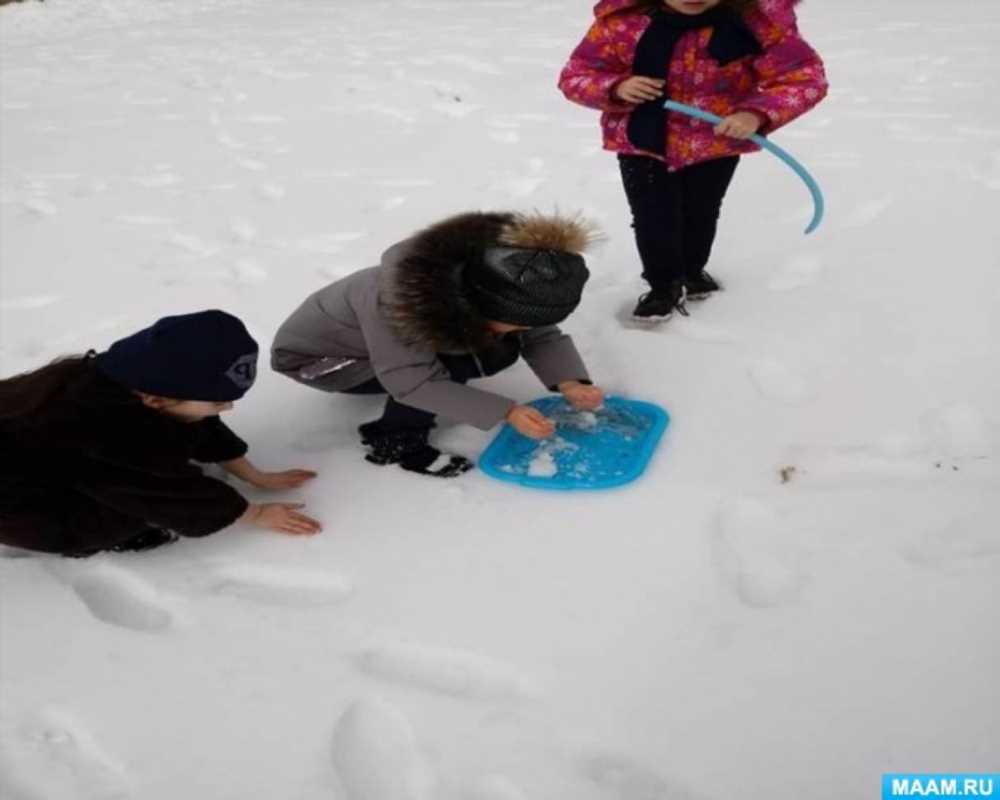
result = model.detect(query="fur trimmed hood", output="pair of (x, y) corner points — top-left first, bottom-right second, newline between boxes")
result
(384, 212), (599, 352)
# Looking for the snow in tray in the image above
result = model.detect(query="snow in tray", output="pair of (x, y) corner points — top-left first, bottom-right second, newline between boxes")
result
(1, 0), (999, 799)
(492, 399), (654, 484)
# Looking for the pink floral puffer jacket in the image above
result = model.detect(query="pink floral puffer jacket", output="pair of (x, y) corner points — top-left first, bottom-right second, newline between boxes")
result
(557, 0), (828, 169)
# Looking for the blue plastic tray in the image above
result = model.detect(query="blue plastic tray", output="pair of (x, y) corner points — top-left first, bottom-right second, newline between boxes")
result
(478, 396), (669, 490)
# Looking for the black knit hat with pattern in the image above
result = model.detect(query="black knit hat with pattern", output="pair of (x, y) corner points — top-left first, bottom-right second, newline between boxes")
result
(465, 246), (590, 327)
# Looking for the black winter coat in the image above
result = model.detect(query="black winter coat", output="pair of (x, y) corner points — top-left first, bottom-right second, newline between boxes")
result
(0, 362), (249, 555)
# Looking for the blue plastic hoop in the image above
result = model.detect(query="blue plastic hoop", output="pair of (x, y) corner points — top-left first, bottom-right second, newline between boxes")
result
(663, 99), (824, 234)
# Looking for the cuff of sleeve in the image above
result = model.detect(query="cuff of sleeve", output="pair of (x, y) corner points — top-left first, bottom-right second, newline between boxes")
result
(548, 378), (593, 391)
(470, 397), (517, 431)
(212, 441), (249, 463)
(607, 77), (628, 103)
(737, 107), (773, 134)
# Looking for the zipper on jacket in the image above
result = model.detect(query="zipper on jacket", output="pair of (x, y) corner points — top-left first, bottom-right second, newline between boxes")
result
(472, 353), (485, 376)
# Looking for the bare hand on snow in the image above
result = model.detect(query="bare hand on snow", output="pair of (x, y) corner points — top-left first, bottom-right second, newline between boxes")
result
(557, 380), (605, 411)
(242, 503), (322, 536)
(505, 405), (556, 440)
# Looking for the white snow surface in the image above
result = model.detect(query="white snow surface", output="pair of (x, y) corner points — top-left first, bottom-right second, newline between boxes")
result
(1, 1), (998, 798)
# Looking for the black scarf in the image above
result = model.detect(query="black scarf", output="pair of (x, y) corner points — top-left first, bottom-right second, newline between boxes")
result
(627, 7), (762, 155)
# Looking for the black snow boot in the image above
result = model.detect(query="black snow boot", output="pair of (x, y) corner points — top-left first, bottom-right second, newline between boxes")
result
(110, 527), (180, 553)
(632, 281), (688, 322)
(358, 423), (473, 478)
(683, 271), (722, 301)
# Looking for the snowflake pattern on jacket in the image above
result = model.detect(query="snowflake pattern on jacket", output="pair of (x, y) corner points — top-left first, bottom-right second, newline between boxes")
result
(557, 0), (828, 169)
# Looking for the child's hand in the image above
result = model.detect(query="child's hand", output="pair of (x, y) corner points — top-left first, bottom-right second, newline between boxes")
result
(506, 405), (556, 440)
(614, 76), (666, 104)
(250, 469), (318, 490)
(243, 503), (322, 535)
(558, 381), (605, 411)
(714, 111), (763, 140)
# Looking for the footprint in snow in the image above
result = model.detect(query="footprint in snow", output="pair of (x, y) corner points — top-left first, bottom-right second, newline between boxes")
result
(489, 130), (521, 144)
(229, 218), (257, 243)
(256, 183), (286, 200)
(778, 443), (939, 488)
(435, 53), (503, 75)
(670, 316), (737, 344)
(164, 232), (220, 257)
(216, 131), (248, 151)
(767, 253), (824, 291)
(235, 157), (267, 172)
(970, 151), (1000, 190)
(490, 175), (545, 198)
(22, 198), (58, 217)
(0, 295), (61, 312)
(229, 259), (269, 286)
(47, 560), (177, 633)
(747, 358), (813, 405)
(839, 195), (894, 229)
(297, 231), (367, 255)
(0, 707), (131, 800)
(355, 642), (542, 700)
(432, 101), (479, 119)
(921, 402), (992, 459)
(711, 497), (807, 609)
(900, 509), (1000, 568)
(207, 562), (353, 607)
(331, 698), (435, 800)
(580, 751), (711, 800)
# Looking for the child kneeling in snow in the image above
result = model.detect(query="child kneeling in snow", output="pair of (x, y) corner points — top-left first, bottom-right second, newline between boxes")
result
(0, 310), (321, 557)
(272, 212), (605, 478)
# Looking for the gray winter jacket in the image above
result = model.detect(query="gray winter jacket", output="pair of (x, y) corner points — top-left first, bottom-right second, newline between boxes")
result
(271, 241), (590, 430)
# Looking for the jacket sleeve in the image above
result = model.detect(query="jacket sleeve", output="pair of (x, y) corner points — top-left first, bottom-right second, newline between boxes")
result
(356, 285), (516, 430)
(558, 19), (636, 112)
(519, 327), (591, 390)
(736, 25), (828, 132)
(74, 468), (249, 538)
(190, 417), (249, 463)
(758, 0), (802, 30)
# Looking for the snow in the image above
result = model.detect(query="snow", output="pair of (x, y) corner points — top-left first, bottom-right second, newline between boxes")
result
(1, 0), (998, 798)
(526, 451), (559, 478)
(331, 698), (435, 800)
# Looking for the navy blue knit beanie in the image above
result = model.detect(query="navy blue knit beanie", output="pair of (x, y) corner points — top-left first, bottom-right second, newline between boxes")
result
(95, 310), (258, 401)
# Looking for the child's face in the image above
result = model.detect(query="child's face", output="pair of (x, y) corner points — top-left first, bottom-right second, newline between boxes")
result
(662, 0), (722, 14)
(139, 394), (234, 422)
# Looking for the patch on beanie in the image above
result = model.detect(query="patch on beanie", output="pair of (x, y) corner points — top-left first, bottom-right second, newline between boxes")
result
(225, 353), (257, 391)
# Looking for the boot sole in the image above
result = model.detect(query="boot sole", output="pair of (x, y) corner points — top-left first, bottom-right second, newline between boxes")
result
(631, 310), (674, 323)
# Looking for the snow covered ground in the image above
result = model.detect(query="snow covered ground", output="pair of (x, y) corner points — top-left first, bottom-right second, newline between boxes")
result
(1, 0), (998, 798)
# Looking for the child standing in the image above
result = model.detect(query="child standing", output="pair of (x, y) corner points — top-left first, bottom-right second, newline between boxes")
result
(558, 0), (828, 320)
(272, 211), (605, 478)
(0, 310), (322, 557)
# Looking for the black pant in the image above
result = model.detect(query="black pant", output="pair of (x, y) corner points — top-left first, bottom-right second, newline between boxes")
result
(0, 496), (150, 557)
(619, 154), (739, 291)
(345, 340), (521, 435)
